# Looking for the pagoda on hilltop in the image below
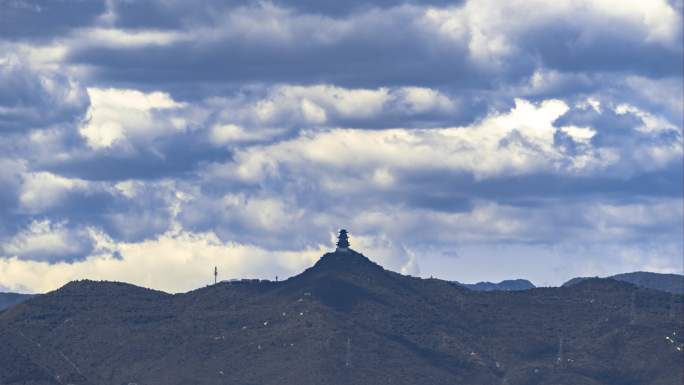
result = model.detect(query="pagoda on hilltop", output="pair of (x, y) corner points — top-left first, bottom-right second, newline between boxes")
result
(336, 229), (350, 252)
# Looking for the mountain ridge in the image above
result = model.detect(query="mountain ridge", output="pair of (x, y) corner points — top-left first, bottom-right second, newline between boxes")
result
(455, 278), (536, 291)
(0, 248), (682, 385)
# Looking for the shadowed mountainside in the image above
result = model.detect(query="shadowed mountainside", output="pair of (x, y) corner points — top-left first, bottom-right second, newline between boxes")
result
(0, 249), (682, 385)
(564, 272), (684, 294)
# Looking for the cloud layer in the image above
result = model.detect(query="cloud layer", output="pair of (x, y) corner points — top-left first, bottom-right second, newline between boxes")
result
(0, 0), (681, 293)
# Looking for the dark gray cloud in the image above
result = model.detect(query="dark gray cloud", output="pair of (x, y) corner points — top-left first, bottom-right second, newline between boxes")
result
(0, 59), (88, 132)
(45, 132), (233, 181)
(0, 160), (24, 236)
(62, 1), (681, 97)
(0, 0), (105, 40)
(109, 0), (464, 28)
(67, 23), (479, 90)
(520, 19), (682, 78)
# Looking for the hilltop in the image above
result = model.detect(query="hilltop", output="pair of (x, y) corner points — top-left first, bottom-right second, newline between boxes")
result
(0, 249), (682, 385)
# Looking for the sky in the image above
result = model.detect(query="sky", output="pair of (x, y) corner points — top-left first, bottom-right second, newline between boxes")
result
(0, 0), (682, 293)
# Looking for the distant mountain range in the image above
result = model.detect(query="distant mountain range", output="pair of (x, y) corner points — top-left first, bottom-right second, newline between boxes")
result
(563, 272), (684, 294)
(0, 292), (33, 311)
(0, 250), (682, 385)
(457, 271), (683, 294)
(455, 279), (536, 291)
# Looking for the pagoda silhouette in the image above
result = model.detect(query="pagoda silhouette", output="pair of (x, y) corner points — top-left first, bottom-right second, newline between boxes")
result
(336, 229), (350, 252)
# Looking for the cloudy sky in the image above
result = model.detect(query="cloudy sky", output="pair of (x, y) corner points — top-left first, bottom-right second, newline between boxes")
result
(0, 0), (682, 293)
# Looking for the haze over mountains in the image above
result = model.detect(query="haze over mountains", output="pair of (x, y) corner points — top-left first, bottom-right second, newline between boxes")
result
(0, 249), (682, 385)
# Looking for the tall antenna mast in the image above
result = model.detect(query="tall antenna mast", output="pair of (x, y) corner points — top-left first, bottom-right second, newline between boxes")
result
(214, 266), (218, 285)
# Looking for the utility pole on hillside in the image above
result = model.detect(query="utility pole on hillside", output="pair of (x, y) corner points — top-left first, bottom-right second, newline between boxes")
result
(557, 335), (564, 369)
(214, 266), (218, 285)
(345, 337), (352, 368)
